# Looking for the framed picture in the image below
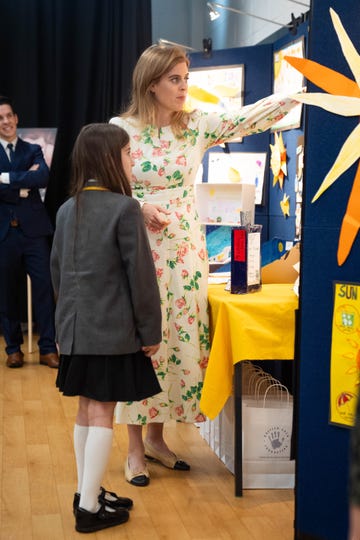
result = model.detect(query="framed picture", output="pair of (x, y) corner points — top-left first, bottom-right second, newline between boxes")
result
(17, 127), (57, 169)
(186, 64), (244, 142)
(271, 36), (305, 132)
(207, 150), (267, 205)
(17, 127), (58, 201)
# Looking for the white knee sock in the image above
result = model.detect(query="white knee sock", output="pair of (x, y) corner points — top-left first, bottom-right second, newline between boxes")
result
(79, 426), (113, 513)
(74, 424), (89, 494)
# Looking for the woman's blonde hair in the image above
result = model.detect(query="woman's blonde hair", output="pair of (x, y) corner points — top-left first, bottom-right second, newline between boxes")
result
(122, 44), (191, 138)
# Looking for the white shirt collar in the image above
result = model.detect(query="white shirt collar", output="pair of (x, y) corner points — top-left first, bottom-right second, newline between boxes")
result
(0, 136), (18, 151)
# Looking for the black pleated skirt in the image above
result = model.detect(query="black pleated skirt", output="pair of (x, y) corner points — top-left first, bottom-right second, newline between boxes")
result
(56, 350), (162, 402)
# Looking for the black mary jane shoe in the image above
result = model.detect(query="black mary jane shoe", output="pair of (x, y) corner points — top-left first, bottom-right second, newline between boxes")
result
(73, 487), (133, 515)
(75, 504), (129, 533)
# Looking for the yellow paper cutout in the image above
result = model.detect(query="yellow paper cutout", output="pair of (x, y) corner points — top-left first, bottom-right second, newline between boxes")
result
(293, 93), (360, 117)
(270, 132), (287, 189)
(285, 8), (360, 265)
(329, 8), (360, 88)
(310, 121), (360, 202)
(280, 193), (290, 217)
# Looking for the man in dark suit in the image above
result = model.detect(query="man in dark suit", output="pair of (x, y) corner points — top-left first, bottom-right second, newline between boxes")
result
(0, 96), (58, 368)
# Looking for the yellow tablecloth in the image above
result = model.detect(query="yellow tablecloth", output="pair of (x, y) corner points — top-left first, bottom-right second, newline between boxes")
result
(200, 283), (298, 420)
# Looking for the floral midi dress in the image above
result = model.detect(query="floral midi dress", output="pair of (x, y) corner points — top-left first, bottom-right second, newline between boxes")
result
(110, 93), (298, 424)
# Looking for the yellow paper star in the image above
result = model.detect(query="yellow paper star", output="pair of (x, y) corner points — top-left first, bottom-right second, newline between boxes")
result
(280, 193), (290, 217)
(286, 8), (360, 265)
(270, 132), (287, 189)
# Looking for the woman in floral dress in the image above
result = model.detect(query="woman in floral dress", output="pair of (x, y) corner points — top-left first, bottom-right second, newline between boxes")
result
(110, 44), (299, 486)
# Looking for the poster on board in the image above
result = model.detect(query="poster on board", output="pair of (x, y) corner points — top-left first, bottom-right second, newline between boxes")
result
(186, 64), (244, 142)
(207, 151), (267, 205)
(272, 36), (305, 131)
(17, 127), (57, 169)
(330, 282), (360, 428)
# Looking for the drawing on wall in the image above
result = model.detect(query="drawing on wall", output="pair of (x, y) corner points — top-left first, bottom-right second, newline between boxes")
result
(186, 64), (244, 112)
(295, 134), (304, 240)
(207, 151), (267, 205)
(272, 36), (305, 132)
(186, 64), (244, 142)
(330, 282), (360, 428)
(206, 225), (232, 274)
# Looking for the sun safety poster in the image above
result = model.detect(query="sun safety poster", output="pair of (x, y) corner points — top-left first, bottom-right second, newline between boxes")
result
(330, 282), (360, 427)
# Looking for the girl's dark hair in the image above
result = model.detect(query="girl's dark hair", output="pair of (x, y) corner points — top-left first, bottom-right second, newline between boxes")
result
(69, 123), (132, 197)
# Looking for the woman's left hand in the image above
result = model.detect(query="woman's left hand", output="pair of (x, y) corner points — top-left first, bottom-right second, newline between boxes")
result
(142, 203), (171, 233)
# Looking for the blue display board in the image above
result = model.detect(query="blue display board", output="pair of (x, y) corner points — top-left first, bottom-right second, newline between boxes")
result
(191, 4), (360, 537)
(295, 1), (360, 539)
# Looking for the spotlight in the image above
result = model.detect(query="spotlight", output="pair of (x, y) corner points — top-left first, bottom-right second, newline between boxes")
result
(203, 38), (212, 58)
(206, 1), (296, 32)
(207, 2), (220, 21)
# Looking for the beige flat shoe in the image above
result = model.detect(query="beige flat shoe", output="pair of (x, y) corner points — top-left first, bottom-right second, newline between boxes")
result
(144, 440), (190, 471)
(124, 458), (150, 487)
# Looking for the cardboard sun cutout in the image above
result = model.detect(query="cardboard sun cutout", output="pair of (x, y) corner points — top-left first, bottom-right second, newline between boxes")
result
(285, 8), (360, 266)
(270, 131), (287, 189)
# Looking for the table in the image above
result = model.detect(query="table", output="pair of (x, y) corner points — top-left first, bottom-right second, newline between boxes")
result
(200, 283), (298, 495)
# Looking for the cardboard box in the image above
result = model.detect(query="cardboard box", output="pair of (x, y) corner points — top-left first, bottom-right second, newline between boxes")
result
(261, 243), (300, 284)
(195, 183), (255, 225)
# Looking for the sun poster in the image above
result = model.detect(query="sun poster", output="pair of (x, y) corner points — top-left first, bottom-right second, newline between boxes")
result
(330, 282), (360, 427)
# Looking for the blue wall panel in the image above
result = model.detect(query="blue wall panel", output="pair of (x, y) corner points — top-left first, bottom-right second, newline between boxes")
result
(189, 5), (360, 536)
(295, 1), (360, 538)
(190, 22), (308, 244)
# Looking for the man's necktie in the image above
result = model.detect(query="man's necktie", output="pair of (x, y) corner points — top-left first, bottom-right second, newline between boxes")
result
(7, 143), (15, 162)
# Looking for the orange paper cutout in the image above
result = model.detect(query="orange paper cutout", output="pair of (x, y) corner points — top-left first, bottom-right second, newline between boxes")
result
(285, 8), (360, 265)
(338, 161), (360, 265)
(284, 56), (360, 98)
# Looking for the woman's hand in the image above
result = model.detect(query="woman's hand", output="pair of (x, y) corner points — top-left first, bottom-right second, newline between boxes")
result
(142, 343), (161, 357)
(142, 203), (171, 233)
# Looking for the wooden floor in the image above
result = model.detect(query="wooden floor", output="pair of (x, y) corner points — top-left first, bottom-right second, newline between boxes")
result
(0, 336), (294, 539)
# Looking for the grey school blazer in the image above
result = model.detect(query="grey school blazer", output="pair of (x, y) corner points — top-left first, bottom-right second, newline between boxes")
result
(50, 188), (162, 355)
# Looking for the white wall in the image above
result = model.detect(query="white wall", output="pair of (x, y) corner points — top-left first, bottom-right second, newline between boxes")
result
(151, 0), (310, 51)
(151, 0), (207, 51)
